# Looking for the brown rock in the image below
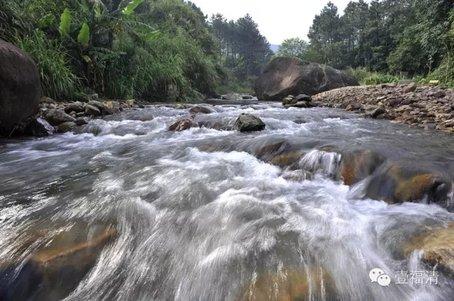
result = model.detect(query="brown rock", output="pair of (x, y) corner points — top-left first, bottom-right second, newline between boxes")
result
(239, 268), (336, 301)
(404, 223), (454, 276)
(169, 118), (197, 132)
(189, 106), (213, 115)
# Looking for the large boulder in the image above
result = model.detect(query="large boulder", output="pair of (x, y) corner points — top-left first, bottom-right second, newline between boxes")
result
(234, 113), (266, 132)
(0, 39), (41, 136)
(255, 57), (358, 101)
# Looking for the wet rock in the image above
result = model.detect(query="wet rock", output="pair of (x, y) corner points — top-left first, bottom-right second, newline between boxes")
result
(295, 94), (312, 102)
(0, 39), (41, 136)
(270, 151), (305, 169)
(169, 118), (197, 132)
(239, 268), (336, 301)
(255, 57), (358, 100)
(255, 141), (292, 162)
(85, 104), (101, 116)
(364, 106), (385, 119)
(340, 149), (385, 185)
(75, 117), (89, 126)
(104, 100), (121, 114)
(64, 102), (85, 114)
(57, 122), (77, 133)
(366, 164), (452, 210)
(234, 113), (265, 132)
(282, 95), (297, 106)
(404, 223), (454, 276)
(44, 109), (76, 126)
(0, 223), (116, 301)
(189, 106), (213, 115)
(24, 117), (55, 137)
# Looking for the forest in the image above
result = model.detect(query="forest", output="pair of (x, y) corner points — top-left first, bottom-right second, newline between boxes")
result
(0, 0), (453, 102)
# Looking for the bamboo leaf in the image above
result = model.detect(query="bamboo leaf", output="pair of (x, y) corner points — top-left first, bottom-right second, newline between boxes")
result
(122, 0), (144, 16)
(59, 8), (72, 36)
(77, 23), (90, 47)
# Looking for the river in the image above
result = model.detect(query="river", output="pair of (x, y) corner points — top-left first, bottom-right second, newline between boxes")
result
(0, 102), (453, 300)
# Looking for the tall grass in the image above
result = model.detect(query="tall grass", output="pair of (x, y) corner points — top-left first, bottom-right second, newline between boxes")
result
(18, 30), (79, 99)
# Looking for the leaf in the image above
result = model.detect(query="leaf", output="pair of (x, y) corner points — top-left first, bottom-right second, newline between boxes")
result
(122, 0), (144, 16)
(59, 8), (72, 36)
(77, 23), (90, 47)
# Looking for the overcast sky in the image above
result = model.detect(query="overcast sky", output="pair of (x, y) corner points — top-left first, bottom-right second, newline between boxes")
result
(191, 0), (355, 45)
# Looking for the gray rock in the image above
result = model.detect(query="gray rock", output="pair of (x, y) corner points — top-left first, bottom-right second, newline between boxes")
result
(57, 121), (77, 133)
(295, 94), (312, 102)
(44, 109), (76, 126)
(234, 113), (265, 132)
(365, 106), (386, 119)
(255, 57), (358, 100)
(24, 117), (55, 137)
(0, 39), (41, 136)
(75, 117), (89, 126)
(85, 104), (101, 116)
(65, 102), (85, 113)
(189, 106), (213, 115)
(282, 95), (297, 106)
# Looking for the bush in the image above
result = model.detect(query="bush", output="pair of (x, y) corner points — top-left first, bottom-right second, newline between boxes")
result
(346, 67), (402, 85)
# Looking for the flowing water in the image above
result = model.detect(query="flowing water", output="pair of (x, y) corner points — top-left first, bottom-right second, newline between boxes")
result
(0, 102), (453, 301)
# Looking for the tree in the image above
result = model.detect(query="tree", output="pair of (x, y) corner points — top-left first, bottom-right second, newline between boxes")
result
(276, 38), (309, 61)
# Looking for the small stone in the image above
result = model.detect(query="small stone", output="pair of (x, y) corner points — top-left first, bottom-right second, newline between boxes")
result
(189, 106), (213, 115)
(64, 101), (85, 113)
(403, 83), (417, 93)
(169, 118), (197, 132)
(85, 104), (101, 116)
(57, 121), (77, 133)
(44, 109), (76, 126)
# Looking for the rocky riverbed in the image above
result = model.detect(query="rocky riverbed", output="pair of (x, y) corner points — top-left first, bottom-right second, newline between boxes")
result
(312, 84), (454, 134)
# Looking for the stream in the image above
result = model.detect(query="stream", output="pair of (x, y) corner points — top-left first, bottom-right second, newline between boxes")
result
(0, 102), (453, 300)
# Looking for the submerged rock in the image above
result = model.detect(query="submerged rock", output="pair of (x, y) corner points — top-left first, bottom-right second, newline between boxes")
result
(169, 118), (198, 132)
(366, 164), (452, 210)
(234, 113), (265, 132)
(340, 149), (385, 185)
(189, 106), (213, 115)
(0, 223), (116, 301)
(404, 223), (454, 276)
(239, 267), (336, 301)
(255, 57), (358, 100)
(0, 39), (41, 136)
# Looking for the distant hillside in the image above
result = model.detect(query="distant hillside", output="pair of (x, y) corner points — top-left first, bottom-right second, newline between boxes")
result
(270, 44), (280, 53)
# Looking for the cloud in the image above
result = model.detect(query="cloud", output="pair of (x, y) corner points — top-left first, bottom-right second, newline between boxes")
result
(191, 0), (355, 44)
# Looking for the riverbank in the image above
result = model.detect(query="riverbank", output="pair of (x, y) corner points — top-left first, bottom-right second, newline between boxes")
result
(312, 84), (454, 134)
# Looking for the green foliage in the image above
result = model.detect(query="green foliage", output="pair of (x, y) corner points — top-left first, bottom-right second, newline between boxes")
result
(1, 0), (227, 101)
(211, 13), (272, 81)
(123, 0), (145, 16)
(77, 22), (90, 46)
(346, 67), (401, 85)
(308, 0), (453, 79)
(18, 30), (79, 99)
(276, 38), (309, 61)
(59, 8), (71, 36)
